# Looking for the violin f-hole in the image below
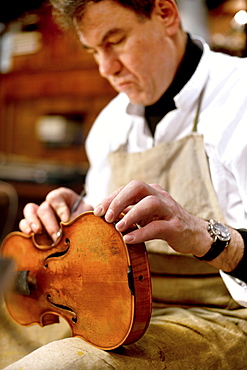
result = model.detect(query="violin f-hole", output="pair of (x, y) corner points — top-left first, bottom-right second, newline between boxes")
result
(43, 243), (70, 268)
(46, 294), (77, 323)
(1, 212), (152, 349)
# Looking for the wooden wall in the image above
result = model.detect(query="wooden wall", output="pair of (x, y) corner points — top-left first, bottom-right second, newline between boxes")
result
(0, 2), (116, 166)
(0, 2), (116, 234)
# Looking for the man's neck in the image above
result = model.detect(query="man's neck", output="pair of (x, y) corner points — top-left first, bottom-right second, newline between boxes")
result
(145, 34), (203, 136)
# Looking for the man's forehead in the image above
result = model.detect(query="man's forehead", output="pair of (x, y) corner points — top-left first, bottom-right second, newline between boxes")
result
(76, 23), (125, 49)
(73, 1), (137, 48)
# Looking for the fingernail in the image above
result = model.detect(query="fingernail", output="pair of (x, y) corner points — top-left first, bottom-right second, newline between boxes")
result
(94, 205), (104, 216)
(123, 234), (134, 243)
(60, 213), (69, 222)
(24, 225), (32, 234)
(116, 219), (125, 231)
(105, 209), (114, 222)
(51, 233), (58, 242)
(30, 223), (39, 233)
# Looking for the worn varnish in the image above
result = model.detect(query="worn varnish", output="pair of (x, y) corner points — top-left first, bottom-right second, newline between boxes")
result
(1, 212), (152, 350)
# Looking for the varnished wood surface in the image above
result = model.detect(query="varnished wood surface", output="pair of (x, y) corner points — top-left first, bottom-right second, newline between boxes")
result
(1, 212), (152, 350)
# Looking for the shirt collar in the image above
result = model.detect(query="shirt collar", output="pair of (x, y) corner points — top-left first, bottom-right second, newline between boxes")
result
(174, 38), (211, 110)
(126, 36), (210, 117)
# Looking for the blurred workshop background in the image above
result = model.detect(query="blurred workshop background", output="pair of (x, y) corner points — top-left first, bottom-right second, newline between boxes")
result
(0, 0), (246, 242)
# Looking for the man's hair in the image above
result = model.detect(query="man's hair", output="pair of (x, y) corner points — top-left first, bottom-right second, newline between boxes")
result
(50, 0), (156, 29)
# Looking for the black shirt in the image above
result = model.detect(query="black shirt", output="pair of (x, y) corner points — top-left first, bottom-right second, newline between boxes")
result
(145, 34), (203, 136)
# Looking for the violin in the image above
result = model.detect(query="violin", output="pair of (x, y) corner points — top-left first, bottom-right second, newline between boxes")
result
(1, 211), (152, 350)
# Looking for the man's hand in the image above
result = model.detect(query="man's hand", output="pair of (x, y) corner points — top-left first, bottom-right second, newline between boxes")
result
(94, 180), (210, 256)
(19, 187), (93, 241)
(94, 180), (245, 272)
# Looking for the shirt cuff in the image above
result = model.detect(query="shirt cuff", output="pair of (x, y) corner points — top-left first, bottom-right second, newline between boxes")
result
(220, 270), (247, 307)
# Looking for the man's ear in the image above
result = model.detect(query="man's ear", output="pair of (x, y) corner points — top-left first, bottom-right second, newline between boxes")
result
(152, 0), (180, 35)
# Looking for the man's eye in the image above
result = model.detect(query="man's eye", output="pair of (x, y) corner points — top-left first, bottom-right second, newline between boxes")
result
(84, 48), (98, 57)
(109, 37), (125, 46)
(82, 44), (97, 55)
(84, 48), (94, 54)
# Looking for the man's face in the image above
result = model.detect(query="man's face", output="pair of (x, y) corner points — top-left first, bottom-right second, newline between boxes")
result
(76, 0), (179, 105)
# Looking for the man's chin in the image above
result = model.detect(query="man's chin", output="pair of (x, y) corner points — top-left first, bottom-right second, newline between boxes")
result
(125, 93), (151, 106)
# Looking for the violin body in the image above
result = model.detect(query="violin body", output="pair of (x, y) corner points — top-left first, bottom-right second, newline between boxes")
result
(1, 212), (152, 350)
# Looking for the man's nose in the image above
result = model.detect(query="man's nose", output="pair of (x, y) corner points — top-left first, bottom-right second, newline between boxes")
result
(98, 51), (121, 78)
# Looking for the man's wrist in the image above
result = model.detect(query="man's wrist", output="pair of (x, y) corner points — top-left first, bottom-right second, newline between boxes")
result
(225, 229), (247, 284)
(194, 220), (230, 262)
(188, 218), (211, 258)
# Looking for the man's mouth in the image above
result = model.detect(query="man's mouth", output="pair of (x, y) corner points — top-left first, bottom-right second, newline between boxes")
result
(114, 80), (133, 91)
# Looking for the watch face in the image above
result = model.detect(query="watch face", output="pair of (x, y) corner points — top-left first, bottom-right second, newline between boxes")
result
(211, 221), (231, 241)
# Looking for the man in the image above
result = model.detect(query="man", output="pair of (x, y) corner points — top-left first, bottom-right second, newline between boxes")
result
(6, 0), (247, 368)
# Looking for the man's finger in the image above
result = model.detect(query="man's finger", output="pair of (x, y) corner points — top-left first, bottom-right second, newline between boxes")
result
(22, 203), (43, 234)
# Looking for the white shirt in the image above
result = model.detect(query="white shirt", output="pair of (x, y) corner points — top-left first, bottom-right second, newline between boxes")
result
(84, 39), (247, 307)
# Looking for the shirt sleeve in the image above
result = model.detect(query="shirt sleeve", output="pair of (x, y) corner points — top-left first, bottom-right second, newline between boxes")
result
(83, 93), (131, 208)
(220, 270), (247, 307)
(83, 112), (112, 208)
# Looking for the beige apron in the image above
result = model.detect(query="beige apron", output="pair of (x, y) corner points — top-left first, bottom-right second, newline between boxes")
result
(108, 110), (239, 308)
(2, 96), (247, 369)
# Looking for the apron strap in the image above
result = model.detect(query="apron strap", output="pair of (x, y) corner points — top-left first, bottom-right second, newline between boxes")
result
(192, 84), (207, 133)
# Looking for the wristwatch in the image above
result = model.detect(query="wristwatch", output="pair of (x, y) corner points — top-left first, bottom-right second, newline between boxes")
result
(196, 219), (231, 261)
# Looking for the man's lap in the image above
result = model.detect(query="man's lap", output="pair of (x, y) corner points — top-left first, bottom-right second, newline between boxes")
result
(2, 305), (247, 370)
